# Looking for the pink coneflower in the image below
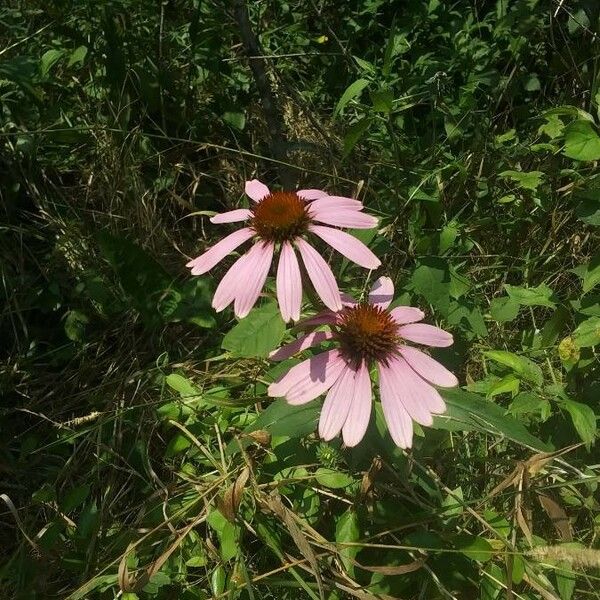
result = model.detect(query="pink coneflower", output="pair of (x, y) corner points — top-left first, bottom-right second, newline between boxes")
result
(186, 179), (380, 321)
(267, 277), (458, 448)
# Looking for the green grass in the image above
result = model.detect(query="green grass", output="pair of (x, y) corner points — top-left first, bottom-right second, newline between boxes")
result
(1, 1), (600, 599)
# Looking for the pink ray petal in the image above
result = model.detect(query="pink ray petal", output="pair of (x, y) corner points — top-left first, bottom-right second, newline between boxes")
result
(399, 323), (453, 347)
(233, 241), (274, 318)
(342, 361), (372, 447)
(399, 346), (458, 388)
(297, 189), (328, 200)
(319, 363), (356, 441)
(295, 238), (342, 312)
(390, 306), (425, 325)
(245, 179), (270, 202)
(212, 249), (251, 312)
(368, 276), (394, 308)
(210, 209), (253, 224)
(309, 196), (363, 212)
(311, 209), (378, 229)
(378, 361), (413, 448)
(276, 241), (302, 323)
(341, 292), (357, 306)
(268, 349), (346, 405)
(187, 227), (254, 275)
(295, 311), (338, 329)
(309, 225), (380, 269)
(269, 330), (334, 361)
(386, 356), (445, 422)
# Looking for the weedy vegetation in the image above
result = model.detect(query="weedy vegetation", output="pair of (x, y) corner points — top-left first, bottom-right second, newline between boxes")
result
(1, 1), (600, 598)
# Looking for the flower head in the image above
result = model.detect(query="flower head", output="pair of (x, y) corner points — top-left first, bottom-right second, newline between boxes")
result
(267, 277), (458, 448)
(186, 179), (380, 321)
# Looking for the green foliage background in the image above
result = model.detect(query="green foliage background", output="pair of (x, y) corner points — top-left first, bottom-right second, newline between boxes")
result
(1, 1), (600, 598)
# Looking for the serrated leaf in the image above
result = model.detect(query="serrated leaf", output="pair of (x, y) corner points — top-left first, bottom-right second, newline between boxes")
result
(499, 170), (544, 191)
(505, 283), (556, 308)
(572, 316), (600, 347)
(485, 351), (544, 386)
(222, 302), (285, 358)
(334, 78), (369, 117)
(563, 120), (600, 161)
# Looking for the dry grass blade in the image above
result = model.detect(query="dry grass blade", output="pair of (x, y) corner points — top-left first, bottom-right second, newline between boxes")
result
(536, 492), (573, 541)
(219, 465), (250, 523)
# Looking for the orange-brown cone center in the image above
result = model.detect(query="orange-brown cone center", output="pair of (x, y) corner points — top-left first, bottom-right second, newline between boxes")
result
(251, 191), (310, 242)
(336, 303), (400, 364)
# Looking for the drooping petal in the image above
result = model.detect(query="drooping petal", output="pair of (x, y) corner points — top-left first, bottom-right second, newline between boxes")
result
(268, 349), (346, 405)
(295, 311), (338, 329)
(319, 363), (356, 441)
(342, 361), (372, 447)
(269, 330), (334, 361)
(309, 225), (380, 269)
(378, 361), (413, 448)
(311, 209), (378, 229)
(309, 196), (363, 212)
(276, 241), (302, 322)
(390, 306), (425, 325)
(245, 179), (270, 202)
(212, 250), (251, 312)
(385, 355), (446, 423)
(233, 241), (274, 318)
(210, 209), (253, 224)
(295, 238), (342, 312)
(399, 323), (453, 347)
(399, 346), (458, 388)
(187, 227), (254, 275)
(297, 189), (328, 200)
(368, 276), (394, 308)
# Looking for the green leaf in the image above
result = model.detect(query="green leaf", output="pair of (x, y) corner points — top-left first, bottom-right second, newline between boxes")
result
(505, 283), (556, 308)
(40, 49), (64, 76)
(480, 563), (505, 600)
(207, 509), (238, 561)
(335, 510), (360, 576)
(222, 302), (286, 358)
(314, 467), (354, 489)
(561, 400), (596, 445)
(165, 432), (191, 458)
(343, 117), (371, 157)
(572, 253), (600, 294)
(61, 484), (90, 513)
(435, 388), (551, 451)
(484, 351), (543, 386)
(67, 46), (88, 68)
(575, 190), (600, 226)
(572, 316), (600, 347)
(334, 78), (370, 117)
(563, 120), (600, 161)
(509, 392), (551, 421)
(222, 111), (246, 130)
(166, 373), (201, 400)
(371, 88), (393, 113)
(409, 258), (450, 311)
(64, 310), (89, 342)
(499, 170), (544, 191)
(490, 297), (520, 322)
(452, 534), (494, 562)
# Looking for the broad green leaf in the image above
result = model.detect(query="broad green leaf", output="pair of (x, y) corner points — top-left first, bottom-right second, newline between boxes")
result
(334, 78), (369, 117)
(67, 46), (88, 67)
(499, 170), (544, 191)
(490, 297), (520, 322)
(436, 388), (551, 451)
(335, 510), (360, 576)
(561, 400), (596, 445)
(222, 111), (245, 130)
(166, 373), (201, 399)
(480, 563), (505, 600)
(488, 375), (520, 398)
(452, 534), (494, 562)
(371, 88), (393, 113)
(505, 283), (556, 308)
(314, 467), (354, 489)
(165, 432), (191, 457)
(576, 192), (600, 226)
(222, 302), (285, 358)
(563, 120), (600, 161)
(207, 509), (238, 561)
(409, 258), (450, 311)
(572, 316), (600, 347)
(509, 393), (551, 421)
(40, 49), (64, 76)
(61, 484), (90, 513)
(484, 350), (543, 386)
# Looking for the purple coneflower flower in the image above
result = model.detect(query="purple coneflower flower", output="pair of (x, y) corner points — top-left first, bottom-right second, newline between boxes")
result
(186, 179), (380, 321)
(268, 277), (458, 447)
